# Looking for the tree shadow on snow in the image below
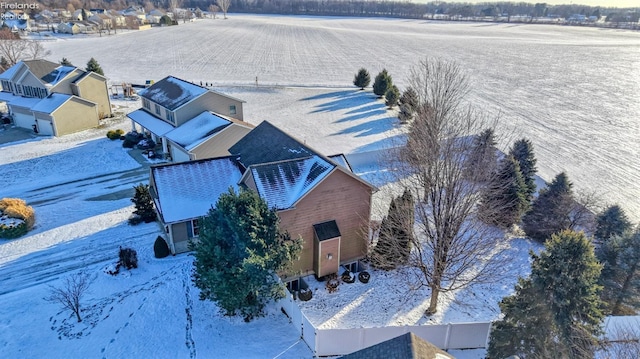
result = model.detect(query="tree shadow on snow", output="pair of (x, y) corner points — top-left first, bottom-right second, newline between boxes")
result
(332, 116), (398, 137)
(304, 90), (379, 114)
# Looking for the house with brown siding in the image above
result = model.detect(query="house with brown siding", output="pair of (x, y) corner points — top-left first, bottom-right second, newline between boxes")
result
(150, 121), (375, 280)
(0, 59), (110, 136)
(128, 76), (248, 160)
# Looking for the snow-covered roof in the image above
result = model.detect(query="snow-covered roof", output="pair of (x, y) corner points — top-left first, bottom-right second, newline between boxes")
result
(248, 155), (335, 210)
(0, 92), (42, 108)
(328, 154), (352, 172)
(40, 66), (77, 87)
(138, 76), (208, 111)
(127, 109), (175, 137)
(0, 62), (21, 80)
(164, 111), (230, 150)
(151, 157), (242, 223)
(31, 93), (72, 113)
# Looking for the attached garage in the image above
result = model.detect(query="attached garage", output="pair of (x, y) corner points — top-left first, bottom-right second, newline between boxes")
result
(11, 107), (35, 130)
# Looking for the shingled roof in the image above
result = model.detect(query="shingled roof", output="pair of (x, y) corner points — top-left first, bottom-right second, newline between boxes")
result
(245, 155), (335, 210)
(138, 76), (208, 111)
(229, 121), (316, 168)
(341, 332), (454, 359)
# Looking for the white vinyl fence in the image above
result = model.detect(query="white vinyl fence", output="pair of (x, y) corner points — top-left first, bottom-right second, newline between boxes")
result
(278, 290), (491, 357)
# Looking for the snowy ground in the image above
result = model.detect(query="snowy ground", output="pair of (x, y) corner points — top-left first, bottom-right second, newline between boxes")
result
(1, 14), (638, 358)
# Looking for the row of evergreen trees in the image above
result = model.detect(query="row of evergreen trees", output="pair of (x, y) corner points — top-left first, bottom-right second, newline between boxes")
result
(353, 68), (418, 123)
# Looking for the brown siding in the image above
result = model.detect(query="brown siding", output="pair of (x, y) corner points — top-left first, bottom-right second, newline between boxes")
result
(317, 237), (340, 277)
(49, 98), (99, 136)
(278, 169), (372, 276)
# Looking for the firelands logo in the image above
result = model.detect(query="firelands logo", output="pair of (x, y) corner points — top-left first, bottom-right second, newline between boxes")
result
(1, 2), (39, 10)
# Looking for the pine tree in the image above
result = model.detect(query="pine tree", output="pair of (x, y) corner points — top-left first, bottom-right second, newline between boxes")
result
(509, 138), (537, 201)
(488, 230), (604, 359)
(0, 56), (9, 72)
(192, 189), (302, 321)
(353, 68), (370, 90)
(373, 69), (392, 98)
(399, 87), (419, 113)
(130, 184), (156, 224)
(86, 57), (104, 76)
(384, 85), (400, 108)
(597, 226), (640, 314)
(60, 57), (73, 66)
(465, 128), (498, 182)
(522, 172), (574, 242)
(372, 189), (415, 269)
(479, 155), (529, 228)
(594, 204), (632, 241)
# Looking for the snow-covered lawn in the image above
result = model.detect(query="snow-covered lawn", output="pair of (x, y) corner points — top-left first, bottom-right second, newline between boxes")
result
(1, 14), (637, 358)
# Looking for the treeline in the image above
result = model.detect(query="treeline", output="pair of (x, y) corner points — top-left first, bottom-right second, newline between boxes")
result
(32, 1), (639, 23)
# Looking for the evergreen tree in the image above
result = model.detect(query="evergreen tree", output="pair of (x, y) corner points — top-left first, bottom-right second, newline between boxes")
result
(509, 138), (537, 201)
(130, 183), (156, 224)
(488, 230), (604, 359)
(85, 57), (104, 76)
(372, 189), (415, 269)
(479, 155), (529, 228)
(522, 172), (574, 242)
(399, 87), (419, 113)
(597, 226), (640, 315)
(0, 56), (9, 71)
(594, 204), (632, 241)
(352, 68), (370, 90)
(372, 69), (392, 98)
(384, 85), (400, 108)
(60, 57), (73, 66)
(465, 128), (498, 182)
(192, 189), (302, 321)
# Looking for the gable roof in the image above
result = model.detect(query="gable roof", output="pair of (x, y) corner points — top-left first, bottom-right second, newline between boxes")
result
(31, 93), (73, 113)
(151, 157), (243, 223)
(314, 220), (341, 241)
(22, 59), (60, 80)
(40, 66), (77, 86)
(341, 332), (454, 359)
(229, 121), (316, 168)
(245, 155), (335, 210)
(138, 76), (208, 111)
(164, 111), (231, 151)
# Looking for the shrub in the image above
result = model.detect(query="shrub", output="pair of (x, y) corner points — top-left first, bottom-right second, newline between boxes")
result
(119, 247), (138, 269)
(0, 198), (35, 239)
(106, 129), (124, 140)
(122, 131), (143, 148)
(154, 236), (171, 258)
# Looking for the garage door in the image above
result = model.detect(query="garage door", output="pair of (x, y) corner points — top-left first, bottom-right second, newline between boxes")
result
(11, 108), (35, 131)
(35, 118), (54, 136)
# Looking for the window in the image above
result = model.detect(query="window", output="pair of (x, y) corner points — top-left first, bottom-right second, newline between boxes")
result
(187, 219), (199, 237)
(229, 105), (237, 115)
(165, 109), (175, 124)
(154, 104), (161, 115)
(142, 98), (150, 110)
(16, 85), (23, 95)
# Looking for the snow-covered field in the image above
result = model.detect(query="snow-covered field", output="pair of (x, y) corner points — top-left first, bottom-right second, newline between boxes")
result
(0, 14), (637, 358)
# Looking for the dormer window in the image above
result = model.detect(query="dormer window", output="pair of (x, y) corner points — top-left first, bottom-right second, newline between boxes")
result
(165, 109), (175, 124)
(154, 104), (161, 115)
(142, 98), (150, 110)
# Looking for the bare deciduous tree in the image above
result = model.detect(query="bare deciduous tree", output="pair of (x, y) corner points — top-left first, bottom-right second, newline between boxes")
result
(0, 29), (52, 67)
(217, 0), (231, 19)
(396, 58), (505, 315)
(45, 272), (92, 322)
(208, 4), (220, 19)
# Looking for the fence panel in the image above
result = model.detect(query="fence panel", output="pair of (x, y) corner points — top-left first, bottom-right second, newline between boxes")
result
(407, 324), (451, 349)
(278, 292), (303, 335)
(446, 322), (492, 349)
(315, 328), (363, 357)
(301, 313), (316, 355)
